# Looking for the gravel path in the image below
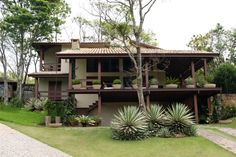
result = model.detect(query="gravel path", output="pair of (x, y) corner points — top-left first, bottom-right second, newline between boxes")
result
(218, 128), (236, 137)
(0, 123), (72, 157)
(198, 129), (236, 154)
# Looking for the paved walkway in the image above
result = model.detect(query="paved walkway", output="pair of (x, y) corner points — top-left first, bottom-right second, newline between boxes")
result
(198, 127), (236, 154)
(0, 123), (71, 157)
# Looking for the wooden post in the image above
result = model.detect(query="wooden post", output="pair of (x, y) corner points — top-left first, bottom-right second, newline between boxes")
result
(146, 95), (150, 108)
(145, 62), (149, 88)
(207, 97), (213, 115)
(203, 59), (208, 77)
(193, 94), (199, 123)
(98, 94), (101, 115)
(39, 49), (43, 71)
(35, 78), (39, 98)
(98, 59), (101, 81)
(68, 59), (72, 90)
(191, 61), (196, 86)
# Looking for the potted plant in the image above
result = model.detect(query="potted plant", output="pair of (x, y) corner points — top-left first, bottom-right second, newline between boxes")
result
(165, 76), (180, 88)
(76, 115), (92, 127)
(149, 78), (158, 88)
(132, 79), (138, 89)
(185, 77), (195, 88)
(112, 79), (122, 89)
(72, 79), (81, 89)
(92, 80), (101, 89)
(204, 75), (216, 88)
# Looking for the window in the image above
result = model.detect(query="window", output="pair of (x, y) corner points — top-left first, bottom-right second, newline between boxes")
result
(87, 58), (98, 72)
(101, 58), (119, 72)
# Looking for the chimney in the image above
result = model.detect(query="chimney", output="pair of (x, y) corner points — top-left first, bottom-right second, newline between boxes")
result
(71, 39), (80, 50)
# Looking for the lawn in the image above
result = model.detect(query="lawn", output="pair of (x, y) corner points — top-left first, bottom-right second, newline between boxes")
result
(0, 106), (235, 157)
(0, 105), (45, 126)
(1, 122), (235, 157)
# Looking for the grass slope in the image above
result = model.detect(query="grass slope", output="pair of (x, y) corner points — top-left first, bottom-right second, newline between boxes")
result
(2, 122), (235, 157)
(0, 106), (45, 126)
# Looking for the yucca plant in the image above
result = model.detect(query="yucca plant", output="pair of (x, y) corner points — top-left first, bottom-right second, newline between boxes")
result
(146, 105), (165, 136)
(111, 106), (148, 140)
(165, 103), (194, 134)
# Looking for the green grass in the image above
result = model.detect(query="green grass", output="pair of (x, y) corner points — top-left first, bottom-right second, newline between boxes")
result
(0, 105), (45, 126)
(2, 122), (235, 157)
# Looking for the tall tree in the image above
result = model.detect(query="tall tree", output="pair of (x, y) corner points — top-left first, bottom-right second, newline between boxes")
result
(0, 0), (70, 99)
(0, 24), (9, 103)
(90, 0), (157, 110)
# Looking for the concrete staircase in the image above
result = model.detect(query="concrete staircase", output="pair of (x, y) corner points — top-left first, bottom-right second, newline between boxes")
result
(76, 101), (98, 115)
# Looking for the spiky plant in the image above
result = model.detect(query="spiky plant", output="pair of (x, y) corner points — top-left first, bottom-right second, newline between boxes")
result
(146, 105), (165, 136)
(165, 103), (194, 134)
(111, 106), (148, 140)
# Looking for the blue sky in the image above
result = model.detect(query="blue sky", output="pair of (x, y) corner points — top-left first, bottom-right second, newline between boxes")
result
(61, 0), (236, 49)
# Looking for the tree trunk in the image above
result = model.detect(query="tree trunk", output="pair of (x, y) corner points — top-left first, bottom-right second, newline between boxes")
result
(3, 62), (8, 104)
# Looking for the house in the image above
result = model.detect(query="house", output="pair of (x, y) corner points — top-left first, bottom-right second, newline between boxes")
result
(29, 39), (221, 125)
(0, 78), (34, 100)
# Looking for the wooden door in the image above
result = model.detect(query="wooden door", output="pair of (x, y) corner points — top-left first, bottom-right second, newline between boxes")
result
(48, 81), (62, 100)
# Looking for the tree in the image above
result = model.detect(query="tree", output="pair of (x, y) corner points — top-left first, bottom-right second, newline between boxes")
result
(0, 0), (70, 99)
(90, 0), (157, 110)
(0, 24), (9, 103)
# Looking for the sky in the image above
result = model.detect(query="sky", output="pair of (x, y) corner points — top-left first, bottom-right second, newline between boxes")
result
(61, 0), (236, 50)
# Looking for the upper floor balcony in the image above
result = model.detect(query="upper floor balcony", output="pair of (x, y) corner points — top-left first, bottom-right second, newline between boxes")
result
(41, 63), (61, 71)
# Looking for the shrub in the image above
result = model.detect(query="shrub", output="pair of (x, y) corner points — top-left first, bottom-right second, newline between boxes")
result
(146, 105), (165, 136)
(213, 63), (236, 93)
(9, 97), (23, 108)
(185, 77), (194, 85)
(149, 78), (158, 85)
(166, 76), (180, 84)
(113, 79), (122, 84)
(196, 75), (207, 87)
(76, 115), (94, 127)
(92, 80), (101, 85)
(25, 98), (48, 111)
(165, 103), (194, 134)
(62, 98), (76, 125)
(111, 106), (148, 140)
(183, 125), (197, 136)
(220, 105), (236, 120)
(90, 116), (102, 126)
(156, 127), (173, 138)
(132, 79), (137, 85)
(72, 79), (81, 85)
(205, 75), (214, 83)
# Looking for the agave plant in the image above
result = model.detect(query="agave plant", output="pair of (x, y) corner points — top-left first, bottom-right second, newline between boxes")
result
(111, 106), (148, 140)
(165, 103), (194, 134)
(146, 105), (165, 136)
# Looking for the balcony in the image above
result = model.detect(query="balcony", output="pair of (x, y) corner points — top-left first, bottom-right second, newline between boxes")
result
(41, 63), (61, 71)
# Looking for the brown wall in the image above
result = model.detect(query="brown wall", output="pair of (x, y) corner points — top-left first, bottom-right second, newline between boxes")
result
(221, 94), (236, 107)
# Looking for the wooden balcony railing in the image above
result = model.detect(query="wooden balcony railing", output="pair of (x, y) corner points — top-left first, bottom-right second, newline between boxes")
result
(41, 63), (61, 71)
(37, 90), (68, 101)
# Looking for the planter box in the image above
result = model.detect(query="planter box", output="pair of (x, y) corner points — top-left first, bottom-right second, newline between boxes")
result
(48, 123), (62, 128)
(165, 84), (178, 88)
(45, 116), (51, 126)
(55, 116), (61, 123)
(73, 84), (81, 89)
(219, 119), (232, 124)
(93, 84), (101, 89)
(113, 84), (122, 89)
(204, 83), (216, 88)
(150, 85), (158, 88)
(186, 85), (195, 88)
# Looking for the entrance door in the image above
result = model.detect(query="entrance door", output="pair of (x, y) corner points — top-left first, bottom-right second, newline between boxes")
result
(48, 81), (62, 100)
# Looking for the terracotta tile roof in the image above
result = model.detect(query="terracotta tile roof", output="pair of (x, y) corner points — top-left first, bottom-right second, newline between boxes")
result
(56, 48), (216, 55)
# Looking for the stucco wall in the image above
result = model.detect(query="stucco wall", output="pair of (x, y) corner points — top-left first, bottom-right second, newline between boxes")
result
(221, 94), (236, 107)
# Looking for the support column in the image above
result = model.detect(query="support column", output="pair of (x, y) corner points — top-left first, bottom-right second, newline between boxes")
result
(98, 59), (101, 81)
(207, 98), (213, 115)
(98, 94), (102, 115)
(193, 94), (199, 123)
(146, 95), (150, 108)
(35, 78), (39, 98)
(68, 59), (72, 90)
(191, 61), (196, 86)
(39, 49), (43, 71)
(145, 62), (149, 88)
(119, 58), (123, 81)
